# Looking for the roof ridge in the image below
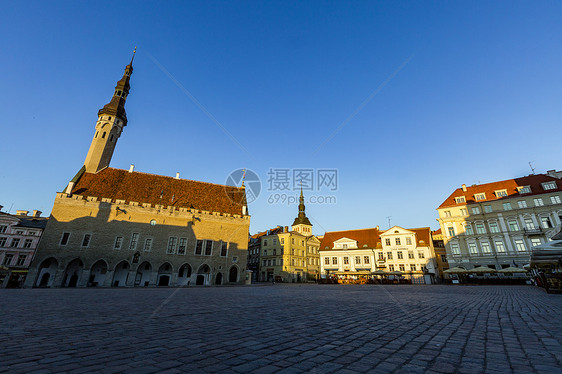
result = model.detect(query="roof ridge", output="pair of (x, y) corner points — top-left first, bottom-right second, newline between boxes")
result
(107, 167), (244, 190)
(324, 227), (381, 234)
(461, 173), (551, 189)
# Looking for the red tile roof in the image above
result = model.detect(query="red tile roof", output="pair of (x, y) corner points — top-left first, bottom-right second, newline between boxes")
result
(407, 227), (432, 245)
(71, 168), (247, 216)
(250, 226), (284, 239)
(438, 174), (562, 209)
(320, 228), (382, 250)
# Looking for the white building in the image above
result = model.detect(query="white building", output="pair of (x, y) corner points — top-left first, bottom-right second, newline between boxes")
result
(319, 226), (438, 284)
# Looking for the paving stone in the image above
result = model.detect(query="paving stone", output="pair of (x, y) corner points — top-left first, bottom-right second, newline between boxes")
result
(0, 285), (560, 374)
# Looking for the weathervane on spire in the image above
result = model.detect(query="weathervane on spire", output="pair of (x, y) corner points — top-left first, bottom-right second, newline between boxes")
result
(130, 46), (137, 65)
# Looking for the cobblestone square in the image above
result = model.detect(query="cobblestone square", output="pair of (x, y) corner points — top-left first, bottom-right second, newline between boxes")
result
(1, 285), (561, 373)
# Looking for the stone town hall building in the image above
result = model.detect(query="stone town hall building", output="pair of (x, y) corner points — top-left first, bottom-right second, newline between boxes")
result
(25, 53), (250, 287)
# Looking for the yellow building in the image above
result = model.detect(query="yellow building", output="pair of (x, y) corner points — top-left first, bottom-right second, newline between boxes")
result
(25, 53), (249, 288)
(259, 189), (320, 282)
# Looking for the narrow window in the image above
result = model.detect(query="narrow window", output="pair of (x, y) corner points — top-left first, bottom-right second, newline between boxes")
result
(82, 234), (91, 247)
(205, 240), (213, 256)
(167, 237), (177, 254)
(60, 232), (70, 246)
(114, 237), (123, 249)
(178, 238), (187, 255)
(129, 233), (139, 250)
(144, 238), (153, 252)
(220, 242), (228, 257)
(102, 132), (106, 139)
(195, 240), (203, 255)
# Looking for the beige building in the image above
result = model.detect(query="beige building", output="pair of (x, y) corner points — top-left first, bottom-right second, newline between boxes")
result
(25, 53), (249, 288)
(436, 171), (562, 270)
(319, 226), (438, 284)
(259, 190), (321, 282)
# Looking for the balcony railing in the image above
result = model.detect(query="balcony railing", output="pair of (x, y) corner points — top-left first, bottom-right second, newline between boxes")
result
(523, 227), (543, 235)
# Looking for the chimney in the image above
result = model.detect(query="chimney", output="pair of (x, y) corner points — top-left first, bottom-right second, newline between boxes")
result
(16, 210), (29, 216)
(376, 225), (379, 230)
(462, 184), (467, 192)
(284, 226), (289, 232)
(175, 172), (180, 179)
(65, 182), (75, 195)
(32, 210), (42, 217)
(0, 205), (3, 212)
(129, 164), (134, 173)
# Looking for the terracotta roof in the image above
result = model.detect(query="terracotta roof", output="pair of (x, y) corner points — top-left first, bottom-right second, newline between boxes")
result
(405, 227), (432, 245)
(320, 228), (382, 250)
(432, 228), (442, 235)
(250, 226), (284, 240)
(71, 168), (247, 216)
(438, 174), (562, 209)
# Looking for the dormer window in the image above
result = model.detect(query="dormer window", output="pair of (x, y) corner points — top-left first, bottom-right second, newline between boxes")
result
(474, 193), (486, 201)
(517, 186), (531, 194)
(542, 181), (557, 190)
(495, 189), (508, 198)
(454, 196), (466, 204)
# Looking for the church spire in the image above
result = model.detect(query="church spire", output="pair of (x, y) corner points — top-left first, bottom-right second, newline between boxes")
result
(292, 185), (312, 228)
(84, 52), (135, 173)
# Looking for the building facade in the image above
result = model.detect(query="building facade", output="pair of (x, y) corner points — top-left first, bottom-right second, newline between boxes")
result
(25, 53), (250, 288)
(319, 226), (438, 284)
(258, 190), (321, 282)
(0, 208), (48, 287)
(431, 228), (449, 281)
(436, 171), (562, 270)
(247, 226), (283, 282)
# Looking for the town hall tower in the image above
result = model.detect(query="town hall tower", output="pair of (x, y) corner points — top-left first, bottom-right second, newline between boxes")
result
(83, 50), (135, 173)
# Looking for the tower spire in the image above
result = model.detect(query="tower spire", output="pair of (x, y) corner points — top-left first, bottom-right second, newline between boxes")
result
(292, 186), (312, 228)
(83, 54), (134, 173)
(98, 52), (134, 126)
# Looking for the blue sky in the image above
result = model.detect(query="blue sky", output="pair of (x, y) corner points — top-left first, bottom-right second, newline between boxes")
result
(1, 1), (561, 234)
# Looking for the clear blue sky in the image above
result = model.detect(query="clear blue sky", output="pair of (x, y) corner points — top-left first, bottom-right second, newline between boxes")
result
(1, 1), (561, 235)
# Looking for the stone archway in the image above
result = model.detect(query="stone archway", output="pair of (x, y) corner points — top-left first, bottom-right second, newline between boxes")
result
(177, 263), (192, 286)
(112, 261), (130, 287)
(62, 258), (84, 287)
(215, 272), (223, 285)
(135, 261), (152, 287)
(35, 257), (58, 288)
(196, 264), (210, 286)
(157, 263), (173, 286)
(89, 260), (108, 287)
(229, 266), (239, 283)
